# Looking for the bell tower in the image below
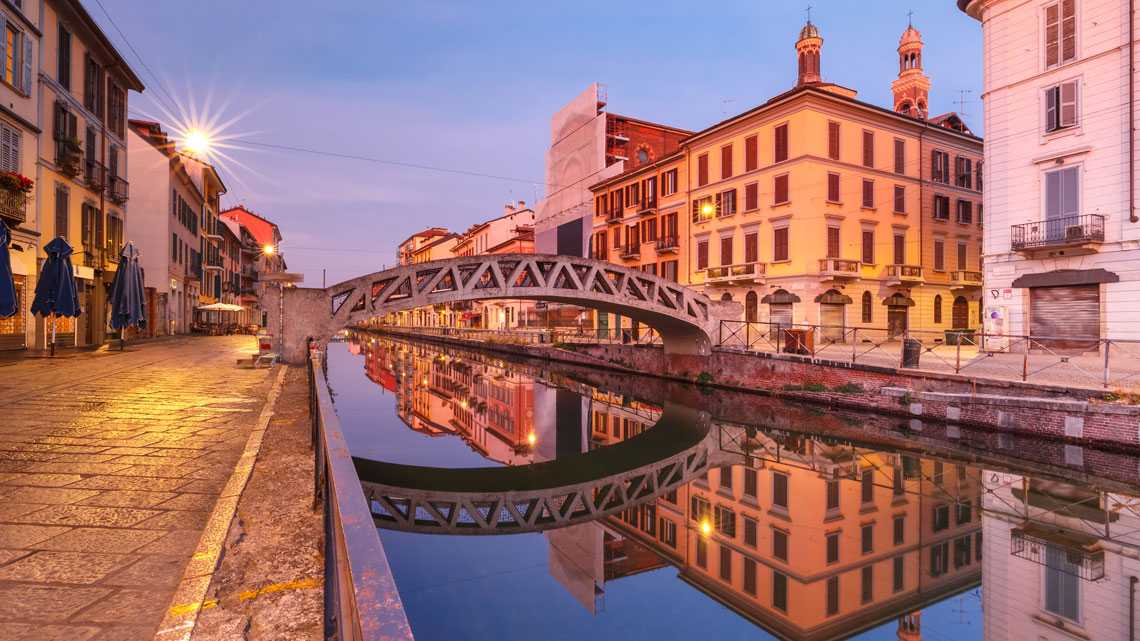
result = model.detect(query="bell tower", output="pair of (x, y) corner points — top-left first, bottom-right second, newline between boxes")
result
(891, 21), (931, 118)
(796, 18), (823, 86)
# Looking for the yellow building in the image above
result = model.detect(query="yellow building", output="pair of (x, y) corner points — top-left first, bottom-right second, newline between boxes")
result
(684, 21), (983, 338)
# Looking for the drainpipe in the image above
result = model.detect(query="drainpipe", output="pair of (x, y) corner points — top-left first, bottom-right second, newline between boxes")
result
(1130, 0), (1137, 222)
(1131, 575), (1137, 641)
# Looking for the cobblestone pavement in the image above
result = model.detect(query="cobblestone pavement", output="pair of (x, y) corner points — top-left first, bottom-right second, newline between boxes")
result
(0, 336), (281, 641)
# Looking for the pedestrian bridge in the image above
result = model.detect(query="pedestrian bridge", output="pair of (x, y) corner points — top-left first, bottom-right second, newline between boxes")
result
(272, 254), (739, 363)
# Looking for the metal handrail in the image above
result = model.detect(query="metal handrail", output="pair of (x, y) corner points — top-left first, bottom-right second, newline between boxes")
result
(308, 348), (414, 640)
(1011, 214), (1105, 250)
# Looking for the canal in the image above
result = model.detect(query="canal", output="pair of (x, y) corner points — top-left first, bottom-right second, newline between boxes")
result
(326, 331), (1140, 641)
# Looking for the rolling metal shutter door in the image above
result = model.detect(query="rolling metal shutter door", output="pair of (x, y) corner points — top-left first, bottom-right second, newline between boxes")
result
(769, 303), (792, 341)
(1030, 285), (1099, 351)
(820, 304), (845, 341)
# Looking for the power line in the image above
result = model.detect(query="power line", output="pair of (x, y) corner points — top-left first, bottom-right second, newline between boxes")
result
(91, 0), (181, 116)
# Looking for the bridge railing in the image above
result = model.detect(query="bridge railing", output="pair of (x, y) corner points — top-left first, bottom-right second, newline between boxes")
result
(373, 324), (663, 347)
(308, 346), (414, 641)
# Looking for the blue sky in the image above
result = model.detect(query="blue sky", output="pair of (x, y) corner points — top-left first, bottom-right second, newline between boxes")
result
(93, 0), (982, 285)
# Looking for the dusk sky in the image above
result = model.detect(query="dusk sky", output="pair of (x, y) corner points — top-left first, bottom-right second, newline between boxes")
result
(94, 0), (982, 286)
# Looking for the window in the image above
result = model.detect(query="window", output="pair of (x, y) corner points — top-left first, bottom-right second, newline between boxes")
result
(626, 182), (640, 207)
(2, 22), (29, 93)
(772, 471), (789, 509)
(955, 156), (973, 188)
(718, 189), (737, 217)
(957, 242), (967, 271)
(861, 566), (873, 603)
(893, 556), (905, 592)
(595, 194), (607, 217)
(862, 179), (874, 208)
(84, 55), (104, 118)
(861, 469), (874, 503)
(659, 519), (677, 548)
(1045, 544), (1080, 621)
(743, 467), (758, 499)
(826, 576), (839, 615)
(662, 169), (678, 196)
(691, 495), (711, 522)
(697, 154), (709, 186)
(81, 203), (96, 248)
(861, 524), (873, 554)
(773, 572), (788, 611)
(744, 516), (758, 547)
(933, 461), (944, 485)
(893, 185), (905, 213)
(826, 479), (840, 511)
(826, 227), (840, 258)
(697, 239), (709, 270)
(720, 236), (733, 266)
(957, 200), (974, 224)
(931, 541), (949, 576)
(893, 468), (904, 496)
(719, 546), (732, 582)
(743, 558), (757, 596)
(1045, 81), (1078, 132)
(827, 172), (840, 202)
(976, 161), (984, 191)
(613, 229), (621, 249)
(54, 184), (69, 240)
(692, 196), (714, 223)
(931, 150), (950, 184)
(893, 515), (905, 545)
(1044, 0), (1077, 69)
(861, 291), (873, 323)
(956, 500), (973, 524)
(893, 233), (905, 264)
(58, 25), (71, 89)
(934, 294), (943, 323)
(861, 230), (874, 264)
(108, 83), (126, 138)
(933, 504), (950, 532)
(773, 227), (789, 262)
(954, 535), (973, 568)
(745, 135), (758, 172)
(0, 122), (20, 173)
(828, 121), (840, 160)
(1045, 165), (1080, 222)
(774, 174), (789, 204)
(661, 260), (678, 282)
(743, 182), (758, 211)
(696, 537), (708, 568)
(773, 528), (788, 561)
(826, 532), (840, 563)
(894, 138), (905, 174)
(933, 195), (950, 220)
(774, 123), (788, 162)
(862, 130), (874, 168)
(721, 144), (733, 179)
(934, 240), (945, 272)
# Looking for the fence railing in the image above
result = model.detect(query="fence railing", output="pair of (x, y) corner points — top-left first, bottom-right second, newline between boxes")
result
(373, 323), (663, 348)
(307, 347), (414, 641)
(717, 320), (1140, 390)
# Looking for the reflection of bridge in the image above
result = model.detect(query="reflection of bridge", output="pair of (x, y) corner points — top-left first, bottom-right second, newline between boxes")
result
(270, 254), (740, 362)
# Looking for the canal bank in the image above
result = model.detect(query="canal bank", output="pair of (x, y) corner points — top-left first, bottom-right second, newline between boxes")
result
(364, 327), (1140, 451)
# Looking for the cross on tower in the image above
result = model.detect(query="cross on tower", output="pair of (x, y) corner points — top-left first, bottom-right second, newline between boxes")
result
(907, 9), (914, 26)
(806, 4), (812, 22)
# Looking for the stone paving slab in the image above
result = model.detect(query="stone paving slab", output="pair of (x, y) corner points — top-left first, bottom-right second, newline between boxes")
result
(0, 336), (281, 641)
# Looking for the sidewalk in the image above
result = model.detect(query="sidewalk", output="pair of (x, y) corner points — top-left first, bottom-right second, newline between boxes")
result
(0, 336), (290, 641)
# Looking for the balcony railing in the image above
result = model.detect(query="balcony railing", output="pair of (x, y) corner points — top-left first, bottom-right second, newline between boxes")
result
(55, 139), (82, 177)
(637, 202), (657, 216)
(85, 159), (106, 190)
(656, 235), (679, 253)
(0, 189), (27, 224)
(1011, 214), (1104, 252)
(706, 262), (765, 285)
(108, 175), (129, 204)
(204, 257), (224, 271)
(606, 209), (622, 223)
(886, 264), (924, 285)
(620, 244), (640, 259)
(950, 270), (983, 286)
(818, 258), (860, 279)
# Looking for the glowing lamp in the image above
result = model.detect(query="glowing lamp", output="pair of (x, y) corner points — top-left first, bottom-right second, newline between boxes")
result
(700, 203), (714, 217)
(262, 244), (275, 256)
(527, 432), (537, 446)
(700, 519), (712, 536)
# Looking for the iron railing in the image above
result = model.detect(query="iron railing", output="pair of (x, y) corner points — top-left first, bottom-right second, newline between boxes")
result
(0, 189), (26, 224)
(1011, 214), (1104, 251)
(85, 159), (106, 190)
(620, 244), (640, 259)
(108, 175), (129, 204)
(308, 348), (414, 641)
(656, 235), (679, 252)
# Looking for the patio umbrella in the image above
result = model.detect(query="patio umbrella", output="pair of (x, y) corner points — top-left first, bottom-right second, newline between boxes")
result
(107, 241), (146, 350)
(30, 236), (81, 356)
(0, 220), (16, 318)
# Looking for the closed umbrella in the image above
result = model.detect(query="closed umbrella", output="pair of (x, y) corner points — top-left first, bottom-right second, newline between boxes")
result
(0, 220), (16, 318)
(30, 236), (81, 356)
(107, 241), (146, 350)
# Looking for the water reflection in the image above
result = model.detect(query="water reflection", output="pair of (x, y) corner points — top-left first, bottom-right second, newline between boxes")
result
(336, 331), (1140, 641)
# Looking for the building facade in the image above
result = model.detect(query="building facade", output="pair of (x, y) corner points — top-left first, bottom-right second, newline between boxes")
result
(220, 205), (286, 328)
(452, 201), (536, 329)
(960, 0), (1140, 349)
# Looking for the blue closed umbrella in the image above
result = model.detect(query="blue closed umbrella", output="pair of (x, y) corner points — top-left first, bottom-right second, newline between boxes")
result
(0, 220), (16, 318)
(107, 241), (146, 350)
(31, 236), (81, 356)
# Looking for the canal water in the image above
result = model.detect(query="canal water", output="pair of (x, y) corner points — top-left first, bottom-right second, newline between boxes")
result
(327, 332), (1140, 641)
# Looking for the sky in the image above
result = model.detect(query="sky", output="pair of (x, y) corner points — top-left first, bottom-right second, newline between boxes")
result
(92, 0), (983, 286)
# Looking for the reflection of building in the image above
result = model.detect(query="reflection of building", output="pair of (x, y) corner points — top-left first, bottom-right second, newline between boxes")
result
(981, 471), (1140, 640)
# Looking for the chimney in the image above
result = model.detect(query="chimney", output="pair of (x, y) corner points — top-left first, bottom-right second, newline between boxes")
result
(517, 200), (526, 209)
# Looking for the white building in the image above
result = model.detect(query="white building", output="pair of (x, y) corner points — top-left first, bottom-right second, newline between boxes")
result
(960, 0), (1140, 349)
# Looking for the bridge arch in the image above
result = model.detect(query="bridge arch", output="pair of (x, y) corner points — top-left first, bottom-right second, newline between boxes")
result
(270, 254), (740, 362)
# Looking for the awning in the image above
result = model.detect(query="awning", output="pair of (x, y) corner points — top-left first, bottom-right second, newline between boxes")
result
(814, 289), (852, 304)
(1011, 268), (1119, 288)
(196, 302), (244, 312)
(882, 293), (915, 307)
(761, 289), (801, 304)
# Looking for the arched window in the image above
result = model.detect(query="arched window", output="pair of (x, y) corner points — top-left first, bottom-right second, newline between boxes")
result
(933, 295), (943, 324)
(745, 291), (758, 323)
(861, 291), (873, 323)
(721, 292), (733, 302)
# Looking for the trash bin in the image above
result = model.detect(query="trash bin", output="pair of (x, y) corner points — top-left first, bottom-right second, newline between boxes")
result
(782, 328), (814, 355)
(901, 338), (921, 367)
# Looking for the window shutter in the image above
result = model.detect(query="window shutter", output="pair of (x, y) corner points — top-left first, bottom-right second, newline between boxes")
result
(721, 144), (733, 179)
(697, 241), (708, 270)
(894, 139), (905, 174)
(1045, 3), (1059, 67)
(862, 131), (874, 168)
(1059, 81), (1077, 127)
(827, 173), (839, 202)
(745, 233), (758, 263)
(828, 122), (840, 160)
(775, 124), (788, 162)
(827, 227), (840, 258)
(1061, 0), (1076, 63)
(721, 236), (733, 266)
(775, 174), (788, 203)
(698, 154), (708, 186)
(931, 151), (940, 182)
(934, 240), (944, 271)
(745, 182), (758, 210)
(20, 32), (30, 94)
(714, 191), (722, 217)
(894, 234), (905, 264)
(958, 242), (967, 270)
(745, 135), (758, 171)
(54, 186), (68, 240)
(691, 199), (699, 222)
(894, 185), (905, 212)
(0, 14), (7, 77)
(862, 230), (874, 264)
(1045, 86), (1059, 131)
(8, 125), (18, 174)
(862, 180), (874, 208)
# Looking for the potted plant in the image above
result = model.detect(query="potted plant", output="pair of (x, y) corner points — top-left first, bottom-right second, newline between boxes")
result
(57, 137), (82, 177)
(0, 171), (34, 195)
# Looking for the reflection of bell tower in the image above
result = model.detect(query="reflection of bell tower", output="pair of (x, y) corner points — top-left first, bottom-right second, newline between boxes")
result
(891, 21), (930, 118)
(897, 611), (922, 641)
(796, 19), (823, 86)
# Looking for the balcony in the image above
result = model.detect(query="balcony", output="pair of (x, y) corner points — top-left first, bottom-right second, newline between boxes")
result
(620, 244), (640, 260)
(85, 159), (106, 190)
(55, 139), (82, 177)
(108, 175), (129, 204)
(204, 257), (223, 272)
(950, 270), (983, 287)
(1011, 214), (1104, 256)
(0, 189), (26, 225)
(818, 258), (860, 280)
(706, 262), (766, 286)
(656, 235), (679, 254)
(885, 264), (924, 286)
(637, 201), (657, 217)
(606, 209), (622, 223)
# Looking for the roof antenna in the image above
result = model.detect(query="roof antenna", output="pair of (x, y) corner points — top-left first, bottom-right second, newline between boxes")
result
(955, 89), (974, 119)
